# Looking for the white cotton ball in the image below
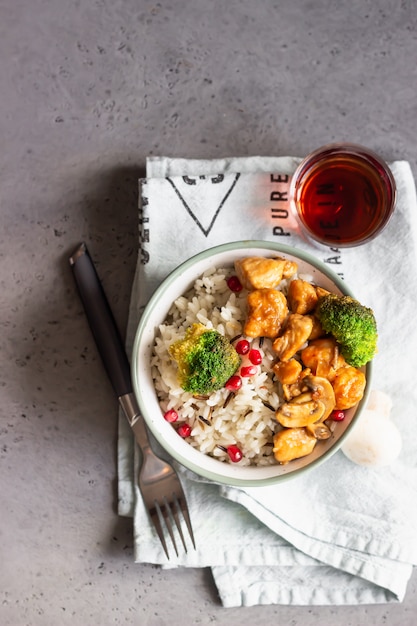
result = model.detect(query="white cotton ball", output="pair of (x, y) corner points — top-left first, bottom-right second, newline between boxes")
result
(341, 409), (402, 467)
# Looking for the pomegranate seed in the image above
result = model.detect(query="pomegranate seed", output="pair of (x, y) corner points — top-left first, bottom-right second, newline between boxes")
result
(227, 275), (243, 292)
(225, 375), (242, 391)
(177, 424), (192, 437)
(331, 410), (345, 421)
(248, 348), (262, 365)
(163, 409), (179, 423)
(240, 365), (258, 377)
(227, 444), (243, 463)
(235, 339), (250, 355)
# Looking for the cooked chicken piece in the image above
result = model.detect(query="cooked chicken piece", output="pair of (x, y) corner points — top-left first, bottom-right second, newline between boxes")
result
(273, 427), (317, 464)
(315, 286), (331, 299)
(287, 279), (319, 314)
(244, 288), (288, 338)
(272, 313), (313, 361)
(234, 256), (297, 290)
(273, 358), (302, 384)
(281, 259), (298, 278)
(300, 337), (346, 381)
(307, 315), (325, 340)
(332, 366), (366, 410)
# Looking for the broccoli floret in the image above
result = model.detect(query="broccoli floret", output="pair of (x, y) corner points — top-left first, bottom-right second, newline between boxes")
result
(169, 323), (241, 394)
(315, 294), (377, 367)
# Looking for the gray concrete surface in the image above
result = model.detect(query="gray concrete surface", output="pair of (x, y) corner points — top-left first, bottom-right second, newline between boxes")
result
(1, 0), (416, 624)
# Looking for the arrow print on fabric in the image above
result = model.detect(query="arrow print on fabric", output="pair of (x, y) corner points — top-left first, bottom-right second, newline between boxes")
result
(166, 173), (241, 236)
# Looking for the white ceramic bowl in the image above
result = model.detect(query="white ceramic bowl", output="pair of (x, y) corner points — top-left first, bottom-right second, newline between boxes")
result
(131, 241), (372, 487)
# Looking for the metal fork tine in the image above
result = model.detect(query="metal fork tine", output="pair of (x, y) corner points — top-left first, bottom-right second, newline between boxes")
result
(176, 493), (196, 550)
(171, 495), (188, 553)
(160, 498), (179, 557)
(149, 504), (170, 560)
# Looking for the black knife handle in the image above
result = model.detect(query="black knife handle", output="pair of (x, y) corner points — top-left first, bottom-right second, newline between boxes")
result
(69, 242), (132, 398)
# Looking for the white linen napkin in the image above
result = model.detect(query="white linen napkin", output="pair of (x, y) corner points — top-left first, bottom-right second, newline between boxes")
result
(117, 155), (417, 607)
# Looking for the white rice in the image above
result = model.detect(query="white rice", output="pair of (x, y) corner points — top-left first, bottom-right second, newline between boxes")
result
(151, 266), (288, 466)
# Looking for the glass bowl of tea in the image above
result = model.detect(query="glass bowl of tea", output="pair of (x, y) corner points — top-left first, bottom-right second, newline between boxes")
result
(289, 143), (396, 247)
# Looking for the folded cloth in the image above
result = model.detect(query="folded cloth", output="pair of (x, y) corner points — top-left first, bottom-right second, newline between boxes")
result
(117, 155), (417, 607)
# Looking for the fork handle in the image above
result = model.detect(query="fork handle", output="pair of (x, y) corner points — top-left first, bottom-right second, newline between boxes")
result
(69, 243), (152, 452)
(69, 242), (132, 398)
(118, 391), (152, 451)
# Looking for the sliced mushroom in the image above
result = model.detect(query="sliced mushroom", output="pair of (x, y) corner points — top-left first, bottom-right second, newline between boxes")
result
(281, 368), (312, 401)
(273, 427), (317, 464)
(276, 374), (336, 428)
(275, 391), (326, 427)
(291, 390), (319, 405)
(302, 375), (336, 421)
(305, 421), (332, 440)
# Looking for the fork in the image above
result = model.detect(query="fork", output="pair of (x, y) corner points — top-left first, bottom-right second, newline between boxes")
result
(69, 242), (196, 559)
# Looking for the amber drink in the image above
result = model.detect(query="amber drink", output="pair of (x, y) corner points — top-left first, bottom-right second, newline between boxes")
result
(289, 144), (396, 247)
